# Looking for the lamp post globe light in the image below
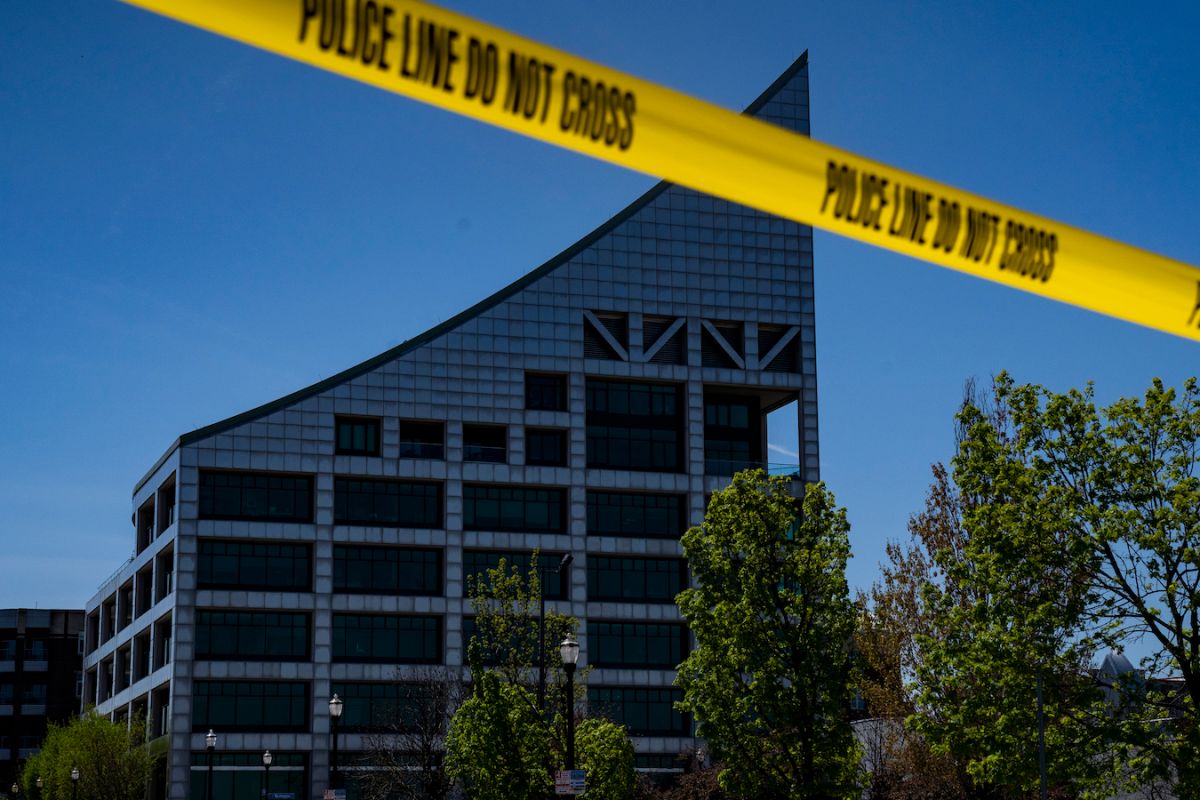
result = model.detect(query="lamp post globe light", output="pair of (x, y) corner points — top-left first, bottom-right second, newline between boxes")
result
(559, 636), (580, 772)
(205, 730), (217, 800)
(262, 750), (273, 800)
(70, 769), (79, 800)
(329, 694), (344, 790)
(11, 783), (18, 800)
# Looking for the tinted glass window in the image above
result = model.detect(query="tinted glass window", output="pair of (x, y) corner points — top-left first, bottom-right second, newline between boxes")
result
(586, 492), (685, 539)
(463, 425), (506, 463)
(332, 614), (441, 663)
(331, 682), (435, 732)
(333, 546), (441, 595)
(199, 471), (313, 522)
(398, 421), (444, 459)
(335, 416), (381, 456)
(195, 611), (309, 661)
(588, 686), (688, 735)
(192, 681), (308, 731)
(463, 485), (566, 533)
(587, 556), (686, 602)
(525, 373), (567, 411)
(462, 550), (569, 599)
(586, 380), (683, 472)
(526, 429), (567, 467)
(334, 479), (442, 527)
(197, 540), (312, 591)
(587, 621), (688, 668)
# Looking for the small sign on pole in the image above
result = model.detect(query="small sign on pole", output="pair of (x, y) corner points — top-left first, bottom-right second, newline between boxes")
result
(554, 769), (587, 795)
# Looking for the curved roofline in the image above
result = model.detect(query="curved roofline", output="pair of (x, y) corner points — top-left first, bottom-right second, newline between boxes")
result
(133, 51), (809, 495)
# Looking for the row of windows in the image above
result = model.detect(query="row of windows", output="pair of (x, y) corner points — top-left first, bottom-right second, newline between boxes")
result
(190, 680), (683, 736)
(189, 612), (689, 669)
(197, 540), (686, 602)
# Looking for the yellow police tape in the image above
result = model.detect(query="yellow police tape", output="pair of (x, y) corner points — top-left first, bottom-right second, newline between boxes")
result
(124, 0), (1200, 341)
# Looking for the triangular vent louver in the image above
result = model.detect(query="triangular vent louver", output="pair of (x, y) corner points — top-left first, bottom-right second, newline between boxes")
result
(701, 327), (738, 368)
(760, 325), (800, 373)
(712, 322), (743, 357)
(584, 317), (621, 359)
(644, 317), (685, 365)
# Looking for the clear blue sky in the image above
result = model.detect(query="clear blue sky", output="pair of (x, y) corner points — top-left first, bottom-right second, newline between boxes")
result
(1, 1), (1197, 610)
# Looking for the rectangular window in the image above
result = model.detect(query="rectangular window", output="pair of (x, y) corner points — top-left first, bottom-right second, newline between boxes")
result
(331, 682), (434, 732)
(587, 556), (687, 603)
(199, 471), (313, 522)
(586, 492), (686, 539)
(526, 428), (567, 467)
(462, 550), (569, 599)
(332, 614), (441, 663)
(0, 684), (12, 703)
(335, 416), (381, 456)
(587, 621), (688, 668)
(463, 424), (507, 463)
(586, 380), (684, 472)
(194, 610), (309, 661)
(192, 681), (308, 731)
(334, 478), (442, 528)
(704, 394), (762, 475)
(588, 687), (688, 736)
(333, 546), (441, 595)
(525, 373), (567, 411)
(190, 753), (307, 800)
(23, 641), (47, 660)
(463, 485), (566, 533)
(197, 540), (312, 591)
(398, 420), (444, 459)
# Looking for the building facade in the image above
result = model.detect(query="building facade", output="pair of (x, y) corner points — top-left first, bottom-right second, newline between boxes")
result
(83, 54), (817, 800)
(0, 608), (85, 788)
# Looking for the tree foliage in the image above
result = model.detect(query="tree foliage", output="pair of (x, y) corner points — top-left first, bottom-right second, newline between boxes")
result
(445, 672), (551, 800)
(20, 710), (154, 800)
(572, 717), (637, 800)
(676, 471), (861, 800)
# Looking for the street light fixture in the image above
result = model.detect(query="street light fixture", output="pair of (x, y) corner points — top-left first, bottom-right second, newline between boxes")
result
(262, 750), (273, 800)
(538, 553), (574, 713)
(70, 769), (79, 800)
(328, 694), (343, 790)
(33, 778), (41, 800)
(559, 636), (580, 772)
(10, 783), (18, 800)
(205, 730), (217, 800)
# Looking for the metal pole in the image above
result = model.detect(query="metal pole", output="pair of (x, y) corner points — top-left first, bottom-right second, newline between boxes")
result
(331, 715), (340, 790)
(1037, 670), (1047, 800)
(206, 748), (214, 800)
(538, 583), (547, 713)
(565, 662), (576, 771)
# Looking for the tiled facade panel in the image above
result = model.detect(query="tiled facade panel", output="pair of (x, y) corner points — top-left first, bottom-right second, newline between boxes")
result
(87, 58), (816, 800)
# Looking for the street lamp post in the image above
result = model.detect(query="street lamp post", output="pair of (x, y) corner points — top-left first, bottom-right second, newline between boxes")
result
(11, 783), (18, 800)
(205, 730), (217, 800)
(538, 553), (574, 713)
(34, 778), (41, 800)
(328, 694), (343, 790)
(262, 750), (273, 800)
(559, 637), (580, 771)
(70, 769), (79, 800)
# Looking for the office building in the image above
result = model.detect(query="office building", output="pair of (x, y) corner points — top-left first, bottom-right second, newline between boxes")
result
(0, 608), (85, 788)
(82, 52), (817, 800)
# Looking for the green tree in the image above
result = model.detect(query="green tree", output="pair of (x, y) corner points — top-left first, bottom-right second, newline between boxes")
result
(20, 710), (154, 800)
(572, 717), (637, 800)
(676, 471), (861, 800)
(445, 672), (551, 800)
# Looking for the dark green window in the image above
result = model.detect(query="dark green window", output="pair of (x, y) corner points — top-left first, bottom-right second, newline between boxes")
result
(198, 471), (313, 522)
(334, 546), (441, 595)
(332, 614), (441, 663)
(463, 424), (507, 463)
(398, 420), (444, 459)
(704, 394), (762, 475)
(588, 621), (687, 668)
(197, 540), (312, 591)
(526, 428), (567, 466)
(192, 681), (308, 731)
(587, 556), (687, 602)
(190, 752), (306, 800)
(331, 682), (435, 732)
(586, 380), (684, 472)
(334, 479), (442, 527)
(589, 687), (688, 736)
(194, 610), (309, 661)
(586, 492), (686, 539)
(462, 550), (569, 599)
(336, 416), (381, 456)
(463, 485), (566, 533)
(525, 373), (567, 411)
